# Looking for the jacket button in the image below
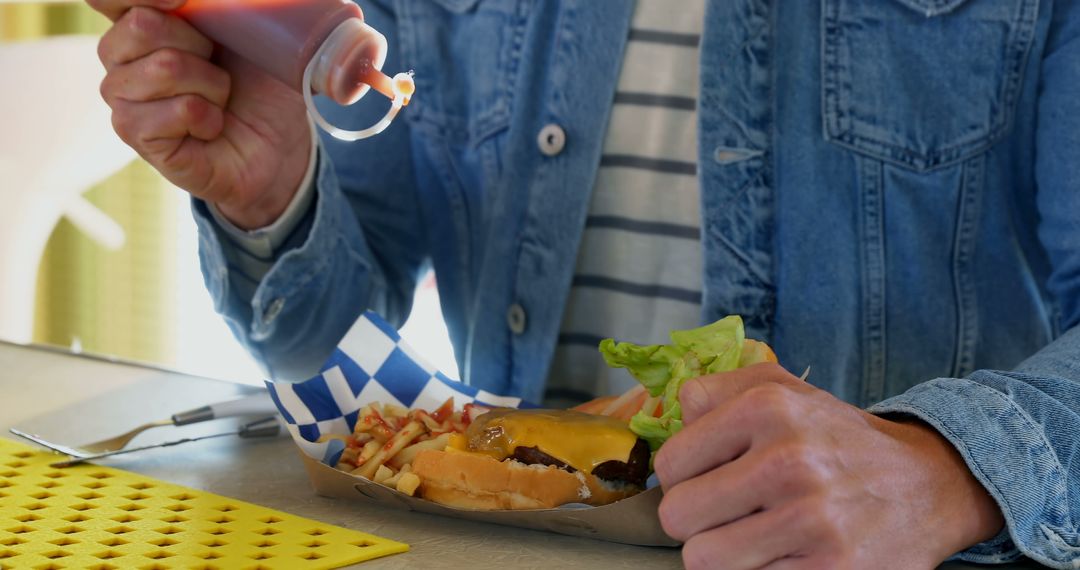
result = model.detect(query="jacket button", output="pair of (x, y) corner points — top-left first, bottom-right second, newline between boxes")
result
(507, 303), (527, 335)
(537, 124), (566, 157)
(263, 297), (285, 325)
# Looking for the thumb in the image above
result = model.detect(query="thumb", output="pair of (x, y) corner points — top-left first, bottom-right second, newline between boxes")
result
(679, 363), (798, 424)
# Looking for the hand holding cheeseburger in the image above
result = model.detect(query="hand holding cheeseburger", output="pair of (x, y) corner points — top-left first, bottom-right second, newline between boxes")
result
(405, 315), (776, 510)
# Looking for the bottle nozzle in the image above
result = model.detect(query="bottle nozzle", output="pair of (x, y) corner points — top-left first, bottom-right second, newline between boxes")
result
(365, 70), (414, 107)
(303, 67), (414, 142)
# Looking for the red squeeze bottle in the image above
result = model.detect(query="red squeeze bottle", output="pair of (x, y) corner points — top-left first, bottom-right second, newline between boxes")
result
(176, 0), (415, 141)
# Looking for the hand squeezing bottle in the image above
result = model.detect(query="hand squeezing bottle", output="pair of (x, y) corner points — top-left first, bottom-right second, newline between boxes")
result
(176, 0), (414, 141)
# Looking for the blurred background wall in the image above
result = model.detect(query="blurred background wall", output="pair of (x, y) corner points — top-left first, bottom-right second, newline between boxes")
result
(0, 2), (458, 385)
(2, 3), (183, 368)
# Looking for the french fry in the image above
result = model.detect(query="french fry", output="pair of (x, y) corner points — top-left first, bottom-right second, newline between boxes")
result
(338, 447), (359, 467)
(337, 399), (475, 485)
(369, 423), (395, 443)
(383, 463), (411, 488)
(396, 472), (421, 496)
(359, 407), (396, 442)
(373, 464), (395, 484)
(355, 404), (375, 425)
(354, 440), (382, 468)
(349, 432), (374, 446)
(356, 420), (425, 480)
(388, 433), (450, 470)
(431, 397), (454, 423)
(412, 410), (442, 432)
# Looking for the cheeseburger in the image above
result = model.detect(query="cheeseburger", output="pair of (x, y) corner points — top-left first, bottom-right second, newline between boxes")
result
(398, 315), (776, 511)
(411, 408), (649, 510)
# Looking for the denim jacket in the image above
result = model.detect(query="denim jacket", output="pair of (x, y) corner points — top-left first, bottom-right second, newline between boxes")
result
(193, 0), (1080, 565)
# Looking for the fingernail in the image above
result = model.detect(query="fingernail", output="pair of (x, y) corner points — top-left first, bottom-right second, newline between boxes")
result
(679, 379), (704, 416)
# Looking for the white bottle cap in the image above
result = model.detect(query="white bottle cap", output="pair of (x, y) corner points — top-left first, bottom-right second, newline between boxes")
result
(309, 19), (388, 106)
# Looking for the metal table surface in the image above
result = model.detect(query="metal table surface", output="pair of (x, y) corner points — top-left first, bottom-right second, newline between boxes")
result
(0, 341), (1044, 569)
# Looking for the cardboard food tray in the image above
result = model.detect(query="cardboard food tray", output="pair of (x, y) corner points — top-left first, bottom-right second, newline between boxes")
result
(298, 449), (680, 547)
(267, 311), (680, 548)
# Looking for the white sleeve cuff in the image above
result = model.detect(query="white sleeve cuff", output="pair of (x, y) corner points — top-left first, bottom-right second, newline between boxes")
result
(207, 120), (320, 260)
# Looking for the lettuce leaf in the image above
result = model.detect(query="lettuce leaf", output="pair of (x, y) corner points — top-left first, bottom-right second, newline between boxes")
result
(600, 316), (747, 453)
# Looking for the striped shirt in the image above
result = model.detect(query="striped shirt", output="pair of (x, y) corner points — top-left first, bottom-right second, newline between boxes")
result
(544, 0), (707, 406)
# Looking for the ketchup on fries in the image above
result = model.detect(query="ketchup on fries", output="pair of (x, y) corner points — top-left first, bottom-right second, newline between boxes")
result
(328, 399), (488, 496)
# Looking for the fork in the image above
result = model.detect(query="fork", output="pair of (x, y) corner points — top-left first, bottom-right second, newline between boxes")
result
(11, 392), (279, 458)
(74, 419), (177, 455)
(79, 392), (278, 454)
(48, 416), (282, 467)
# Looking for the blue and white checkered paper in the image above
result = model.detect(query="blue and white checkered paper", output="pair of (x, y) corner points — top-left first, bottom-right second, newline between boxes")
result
(266, 311), (532, 465)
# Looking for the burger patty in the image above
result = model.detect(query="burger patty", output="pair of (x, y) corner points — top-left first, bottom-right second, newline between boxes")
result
(509, 446), (573, 470)
(507, 438), (650, 488)
(591, 439), (650, 488)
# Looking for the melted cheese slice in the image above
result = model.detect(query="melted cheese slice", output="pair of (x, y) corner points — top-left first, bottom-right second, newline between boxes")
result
(465, 409), (637, 473)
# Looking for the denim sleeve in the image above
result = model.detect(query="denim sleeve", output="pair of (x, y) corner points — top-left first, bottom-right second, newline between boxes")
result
(871, 5), (1080, 567)
(192, 1), (427, 382)
(869, 330), (1080, 567)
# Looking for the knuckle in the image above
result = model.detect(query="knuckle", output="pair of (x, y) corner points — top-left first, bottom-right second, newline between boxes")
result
(95, 35), (111, 67)
(206, 65), (233, 105)
(98, 75), (113, 102)
(769, 442), (825, 486)
(110, 108), (138, 145)
(125, 6), (164, 40)
(148, 48), (185, 84)
(775, 442), (813, 472)
(176, 95), (209, 125)
(744, 383), (790, 413)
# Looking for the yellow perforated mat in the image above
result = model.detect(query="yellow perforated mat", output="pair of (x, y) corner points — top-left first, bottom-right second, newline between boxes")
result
(0, 437), (407, 569)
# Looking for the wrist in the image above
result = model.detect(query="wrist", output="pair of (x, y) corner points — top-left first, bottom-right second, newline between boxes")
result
(214, 128), (314, 230)
(886, 418), (1005, 559)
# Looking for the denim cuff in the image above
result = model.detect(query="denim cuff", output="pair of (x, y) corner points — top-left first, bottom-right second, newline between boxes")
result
(192, 140), (375, 371)
(869, 374), (1075, 567)
(192, 198), (239, 318)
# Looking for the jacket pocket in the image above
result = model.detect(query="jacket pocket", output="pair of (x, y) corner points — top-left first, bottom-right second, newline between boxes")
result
(821, 0), (1038, 171)
(396, 0), (530, 145)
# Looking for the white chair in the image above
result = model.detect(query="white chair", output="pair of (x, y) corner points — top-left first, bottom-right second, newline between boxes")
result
(0, 35), (133, 343)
